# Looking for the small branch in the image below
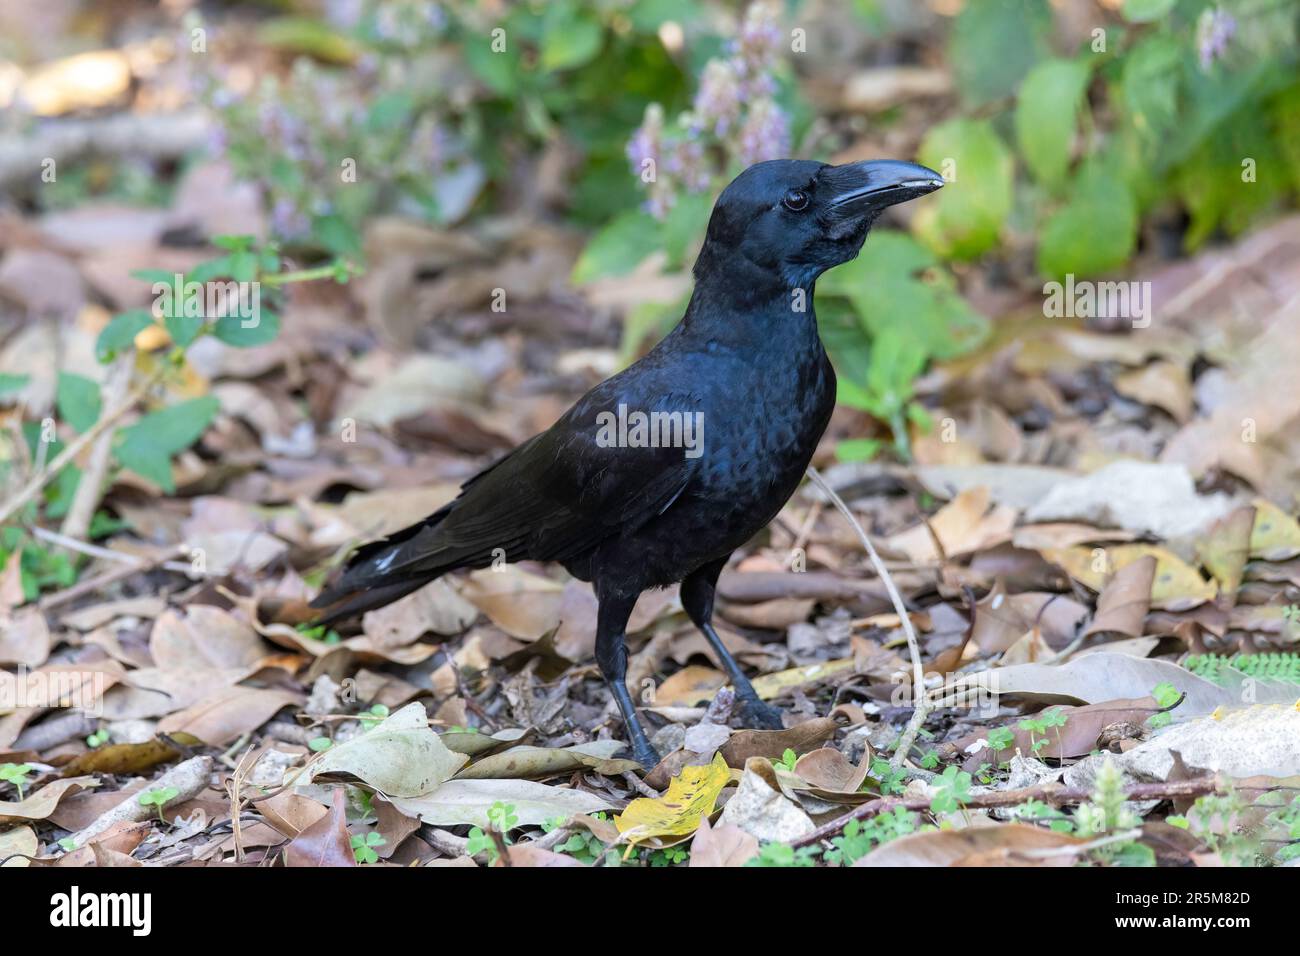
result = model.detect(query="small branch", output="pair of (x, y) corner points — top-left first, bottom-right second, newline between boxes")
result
(790, 774), (1231, 849)
(0, 365), (165, 528)
(807, 466), (927, 771)
(59, 355), (133, 542)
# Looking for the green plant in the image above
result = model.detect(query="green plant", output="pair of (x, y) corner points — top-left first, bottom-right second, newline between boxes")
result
(296, 623), (342, 645)
(3, 233), (357, 600)
(308, 736), (333, 752)
(822, 807), (921, 866)
(646, 845), (689, 866)
(1073, 760), (1154, 866)
(545, 814), (611, 865)
(986, 725), (1016, 765)
(1184, 652), (1300, 685)
(86, 729), (111, 748)
(466, 801), (519, 863)
(199, 0), (699, 256)
(869, 756), (908, 796)
(0, 763), (33, 800)
(350, 830), (386, 864)
(929, 766), (974, 815)
(773, 748), (798, 772)
(745, 842), (820, 867)
(358, 704), (390, 731)
(137, 786), (180, 824)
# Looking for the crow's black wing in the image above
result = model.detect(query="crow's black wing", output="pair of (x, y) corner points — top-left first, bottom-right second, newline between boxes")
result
(312, 383), (702, 608)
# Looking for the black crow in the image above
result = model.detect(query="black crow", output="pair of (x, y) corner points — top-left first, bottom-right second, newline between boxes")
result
(312, 158), (944, 767)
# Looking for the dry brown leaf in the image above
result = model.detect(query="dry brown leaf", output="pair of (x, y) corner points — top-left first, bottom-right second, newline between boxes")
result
(459, 567), (564, 640)
(1114, 360), (1193, 422)
(157, 685), (300, 746)
(1084, 554), (1156, 639)
(718, 717), (839, 768)
(882, 487), (1017, 563)
(856, 823), (1089, 866)
(283, 789), (355, 867)
(687, 816), (759, 867)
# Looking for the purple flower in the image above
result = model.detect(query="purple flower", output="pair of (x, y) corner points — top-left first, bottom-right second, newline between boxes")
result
(1197, 7), (1236, 70)
(626, 103), (664, 175)
(271, 198), (310, 239)
(692, 60), (741, 137)
(735, 0), (783, 96)
(737, 100), (790, 166)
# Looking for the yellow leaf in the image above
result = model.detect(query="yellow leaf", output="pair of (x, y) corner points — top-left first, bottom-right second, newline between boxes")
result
(1040, 544), (1216, 611)
(1249, 499), (1300, 561)
(751, 659), (854, 699)
(615, 753), (731, 847)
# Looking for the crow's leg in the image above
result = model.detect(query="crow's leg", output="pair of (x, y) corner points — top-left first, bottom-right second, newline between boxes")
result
(594, 585), (660, 769)
(680, 558), (784, 730)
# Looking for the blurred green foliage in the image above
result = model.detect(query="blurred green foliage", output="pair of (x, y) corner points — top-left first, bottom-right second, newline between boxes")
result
(195, 0), (1300, 461)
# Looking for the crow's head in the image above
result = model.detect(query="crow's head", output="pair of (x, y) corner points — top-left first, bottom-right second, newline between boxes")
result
(698, 158), (944, 288)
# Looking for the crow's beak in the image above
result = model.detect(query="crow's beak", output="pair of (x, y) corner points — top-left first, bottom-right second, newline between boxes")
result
(821, 159), (945, 216)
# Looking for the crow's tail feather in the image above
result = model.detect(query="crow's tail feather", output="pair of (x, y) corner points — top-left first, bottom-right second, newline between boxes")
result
(310, 577), (432, 627)
(309, 500), (460, 625)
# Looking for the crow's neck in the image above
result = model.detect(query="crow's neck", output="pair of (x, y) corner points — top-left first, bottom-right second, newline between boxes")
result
(680, 262), (822, 357)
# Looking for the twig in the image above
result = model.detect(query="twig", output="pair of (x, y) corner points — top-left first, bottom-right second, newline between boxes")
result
(59, 355), (132, 542)
(790, 774), (1230, 849)
(0, 365), (166, 528)
(807, 466), (927, 771)
(30, 526), (197, 576)
(489, 828), (512, 867)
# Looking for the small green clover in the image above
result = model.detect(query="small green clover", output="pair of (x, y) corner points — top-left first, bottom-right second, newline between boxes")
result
(745, 842), (819, 867)
(773, 748), (798, 772)
(350, 831), (386, 864)
(1148, 681), (1181, 729)
(918, 749), (941, 770)
(308, 736), (333, 752)
(57, 837), (78, 852)
(86, 729), (111, 748)
(359, 704), (390, 731)
(929, 766), (973, 815)
(487, 801), (518, 831)
(466, 827), (497, 861)
(0, 763), (33, 800)
(137, 786), (180, 823)
(869, 757), (908, 796)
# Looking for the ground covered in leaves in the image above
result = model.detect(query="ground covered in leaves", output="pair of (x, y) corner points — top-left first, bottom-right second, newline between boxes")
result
(3, 2), (1300, 870)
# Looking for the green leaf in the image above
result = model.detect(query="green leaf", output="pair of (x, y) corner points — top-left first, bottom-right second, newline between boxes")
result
(914, 119), (1014, 260)
(948, 0), (1053, 108)
(541, 11), (603, 72)
(835, 438), (881, 463)
(1036, 161), (1138, 280)
(464, 34), (517, 96)
(1121, 0), (1176, 23)
(1121, 35), (1182, 141)
(257, 16), (357, 64)
(572, 209), (660, 284)
(0, 373), (30, 398)
(164, 313), (206, 349)
(1015, 59), (1091, 189)
(823, 231), (989, 362)
(115, 396), (220, 493)
(56, 373), (102, 433)
(214, 308), (281, 348)
(95, 310), (154, 363)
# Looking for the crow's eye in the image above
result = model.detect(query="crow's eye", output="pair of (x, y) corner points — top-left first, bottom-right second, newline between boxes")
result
(782, 189), (809, 212)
